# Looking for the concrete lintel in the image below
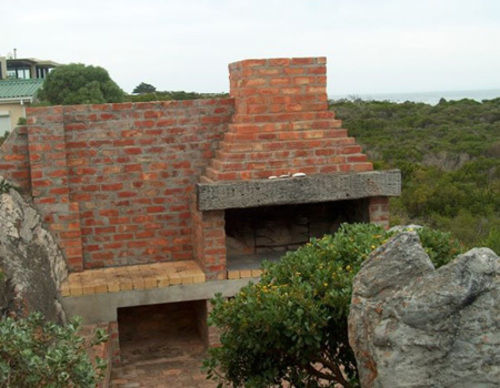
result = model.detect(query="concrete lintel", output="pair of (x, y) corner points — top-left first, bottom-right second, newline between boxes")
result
(197, 170), (401, 211)
(61, 278), (258, 324)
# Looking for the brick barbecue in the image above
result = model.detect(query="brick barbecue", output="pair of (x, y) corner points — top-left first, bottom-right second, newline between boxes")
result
(0, 57), (400, 367)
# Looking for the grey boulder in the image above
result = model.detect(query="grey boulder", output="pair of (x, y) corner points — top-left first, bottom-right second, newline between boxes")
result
(349, 232), (499, 387)
(0, 180), (68, 322)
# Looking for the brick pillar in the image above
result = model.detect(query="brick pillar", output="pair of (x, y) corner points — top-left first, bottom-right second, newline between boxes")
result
(108, 321), (121, 366)
(27, 106), (84, 271)
(369, 196), (390, 229)
(191, 194), (226, 280)
(206, 300), (222, 347)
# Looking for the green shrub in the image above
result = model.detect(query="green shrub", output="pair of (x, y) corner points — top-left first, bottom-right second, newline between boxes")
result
(414, 227), (463, 268)
(480, 226), (500, 254)
(38, 63), (124, 105)
(0, 313), (107, 387)
(204, 223), (462, 387)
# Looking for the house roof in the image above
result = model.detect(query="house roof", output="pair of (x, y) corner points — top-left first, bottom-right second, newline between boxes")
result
(7, 58), (60, 68)
(0, 78), (44, 101)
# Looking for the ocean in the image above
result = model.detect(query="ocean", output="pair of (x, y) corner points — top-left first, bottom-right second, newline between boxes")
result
(330, 89), (500, 105)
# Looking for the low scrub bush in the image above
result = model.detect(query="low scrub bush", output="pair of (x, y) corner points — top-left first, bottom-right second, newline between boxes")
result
(0, 313), (107, 387)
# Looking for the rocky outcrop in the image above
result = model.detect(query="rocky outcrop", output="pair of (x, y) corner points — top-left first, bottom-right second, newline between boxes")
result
(349, 232), (499, 388)
(0, 179), (68, 322)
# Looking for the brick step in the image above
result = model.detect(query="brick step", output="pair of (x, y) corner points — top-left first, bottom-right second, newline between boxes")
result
(204, 160), (373, 181)
(225, 119), (343, 134)
(210, 153), (368, 172)
(231, 110), (335, 123)
(215, 148), (316, 162)
(60, 260), (205, 296)
(223, 129), (348, 143)
(213, 146), (365, 165)
(218, 137), (357, 153)
(228, 268), (263, 279)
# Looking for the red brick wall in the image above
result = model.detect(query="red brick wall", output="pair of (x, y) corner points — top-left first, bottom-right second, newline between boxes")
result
(204, 57), (373, 181)
(0, 125), (31, 191)
(27, 106), (85, 270)
(26, 99), (233, 270)
(0, 57), (392, 275)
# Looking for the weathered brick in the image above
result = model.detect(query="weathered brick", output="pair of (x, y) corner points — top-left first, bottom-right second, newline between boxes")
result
(1, 58), (388, 279)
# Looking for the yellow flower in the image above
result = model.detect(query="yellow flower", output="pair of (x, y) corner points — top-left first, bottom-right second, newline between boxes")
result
(323, 282), (328, 287)
(346, 265), (352, 271)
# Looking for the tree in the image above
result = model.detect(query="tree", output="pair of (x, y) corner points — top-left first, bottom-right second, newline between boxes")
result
(0, 312), (107, 387)
(132, 82), (156, 94)
(204, 224), (462, 387)
(38, 63), (125, 105)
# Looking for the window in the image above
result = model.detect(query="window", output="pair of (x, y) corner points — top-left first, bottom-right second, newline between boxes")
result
(6, 67), (31, 79)
(0, 111), (11, 135)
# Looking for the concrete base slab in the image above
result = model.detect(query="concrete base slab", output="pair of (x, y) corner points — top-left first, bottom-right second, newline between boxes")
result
(62, 278), (259, 324)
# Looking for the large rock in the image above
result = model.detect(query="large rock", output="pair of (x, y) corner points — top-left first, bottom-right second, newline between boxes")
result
(0, 180), (68, 322)
(349, 232), (499, 387)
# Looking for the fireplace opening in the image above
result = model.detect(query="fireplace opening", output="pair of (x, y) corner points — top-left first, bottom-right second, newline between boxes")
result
(225, 199), (368, 271)
(117, 300), (208, 365)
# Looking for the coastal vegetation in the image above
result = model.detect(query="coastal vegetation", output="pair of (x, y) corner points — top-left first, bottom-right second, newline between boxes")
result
(332, 97), (500, 253)
(129, 81), (228, 101)
(126, 89), (228, 102)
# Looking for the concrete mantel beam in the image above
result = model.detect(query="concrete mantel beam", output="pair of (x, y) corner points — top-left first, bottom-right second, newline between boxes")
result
(197, 170), (401, 211)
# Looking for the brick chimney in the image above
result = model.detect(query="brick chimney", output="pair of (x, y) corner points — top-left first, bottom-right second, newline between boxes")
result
(195, 57), (401, 279)
(203, 57), (372, 181)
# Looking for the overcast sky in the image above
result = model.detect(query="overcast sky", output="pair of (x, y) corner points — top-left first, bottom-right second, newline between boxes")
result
(3, 0), (500, 95)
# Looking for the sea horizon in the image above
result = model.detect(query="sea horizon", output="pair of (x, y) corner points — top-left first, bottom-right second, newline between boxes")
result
(330, 88), (500, 105)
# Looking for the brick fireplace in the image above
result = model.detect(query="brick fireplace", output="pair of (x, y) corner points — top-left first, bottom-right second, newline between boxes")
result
(224, 200), (369, 270)
(0, 56), (400, 368)
(192, 57), (399, 280)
